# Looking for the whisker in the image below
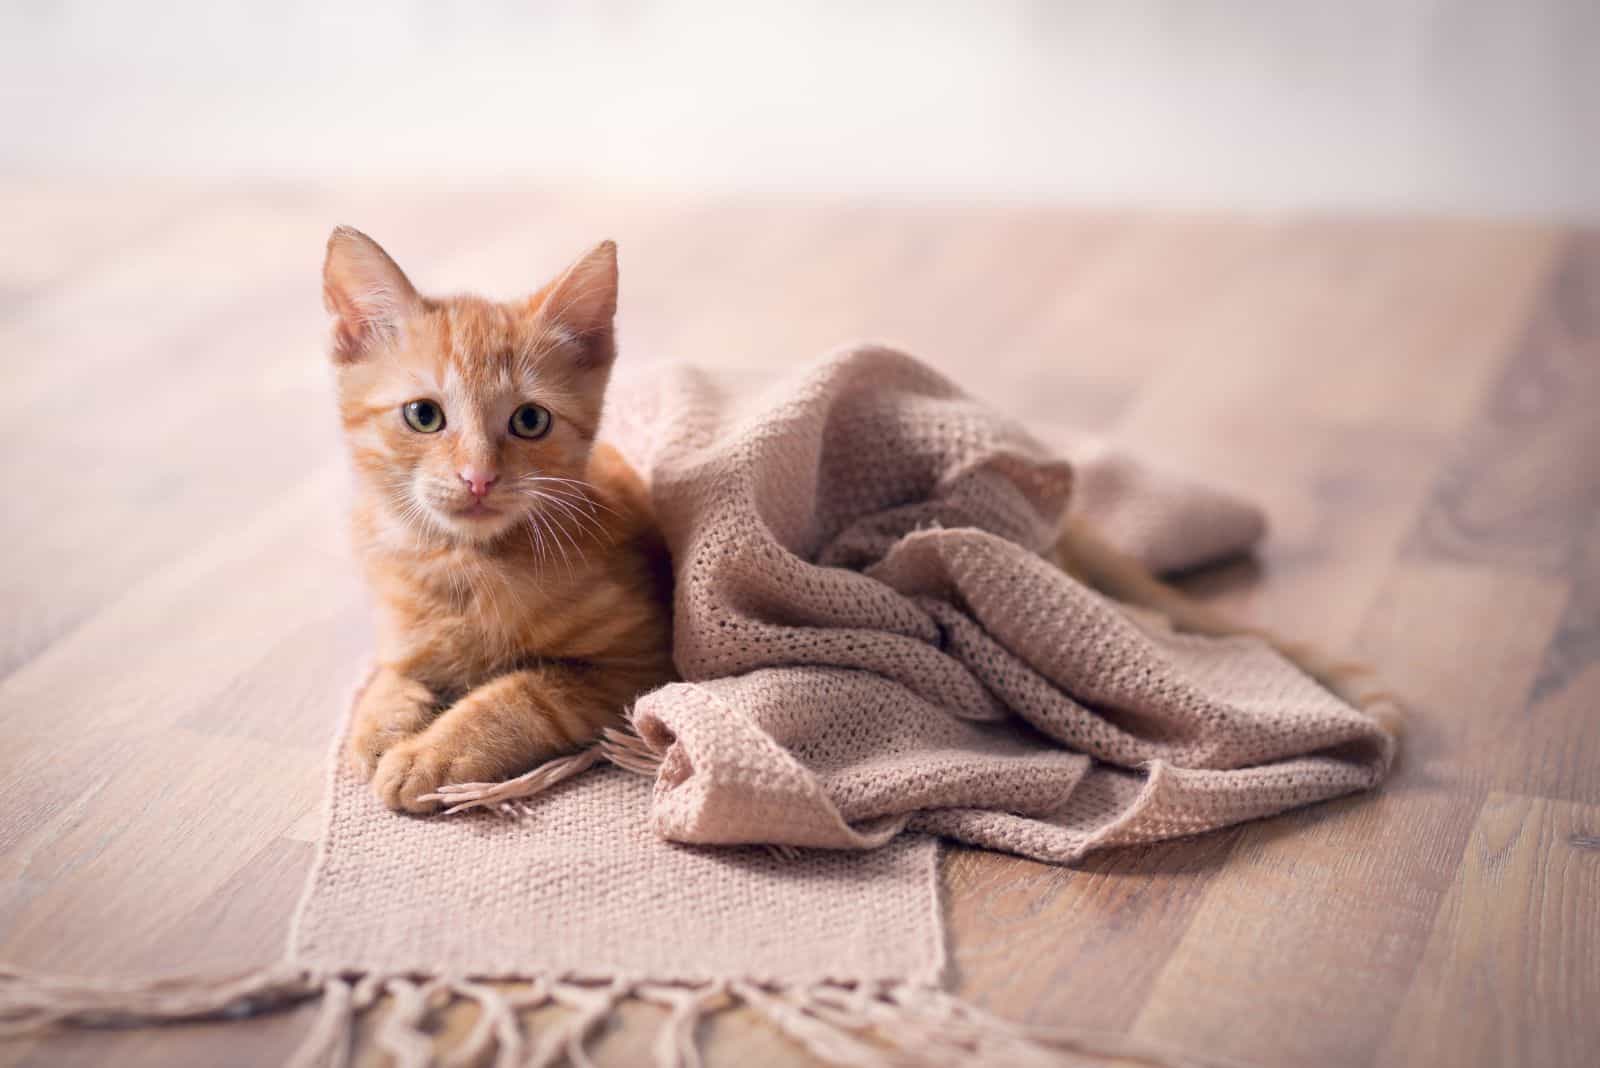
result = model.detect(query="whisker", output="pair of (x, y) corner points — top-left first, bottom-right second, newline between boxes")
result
(515, 474), (621, 518)
(524, 489), (610, 543)
(527, 510), (577, 580)
(533, 487), (621, 521)
(539, 508), (584, 572)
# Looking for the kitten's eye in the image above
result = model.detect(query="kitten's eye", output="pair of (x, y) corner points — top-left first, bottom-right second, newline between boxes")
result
(509, 403), (552, 440)
(402, 400), (445, 433)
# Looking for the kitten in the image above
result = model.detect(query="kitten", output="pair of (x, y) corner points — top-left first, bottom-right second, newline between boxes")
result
(324, 228), (674, 813)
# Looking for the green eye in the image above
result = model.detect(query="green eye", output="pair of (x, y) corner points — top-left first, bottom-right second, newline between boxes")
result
(402, 399), (445, 433)
(509, 403), (552, 440)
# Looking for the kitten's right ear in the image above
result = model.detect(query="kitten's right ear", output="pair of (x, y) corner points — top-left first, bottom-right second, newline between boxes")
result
(322, 226), (422, 363)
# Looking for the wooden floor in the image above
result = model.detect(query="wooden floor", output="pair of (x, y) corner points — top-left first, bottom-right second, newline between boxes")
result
(0, 180), (1595, 1067)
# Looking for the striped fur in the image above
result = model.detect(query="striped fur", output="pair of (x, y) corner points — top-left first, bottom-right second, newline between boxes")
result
(323, 228), (673, 812)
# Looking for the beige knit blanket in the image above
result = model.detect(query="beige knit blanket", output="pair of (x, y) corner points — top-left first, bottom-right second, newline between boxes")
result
(445, 344), (1395, 863)
(1, 346), (1395, 1067)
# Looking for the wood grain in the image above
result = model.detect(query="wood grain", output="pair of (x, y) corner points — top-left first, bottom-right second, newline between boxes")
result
(0, 184), (1594, 1066)
(1116, 554), (1566, 1065)
(944, 830), (1244, 1032)
(1375, 793), (1600, 1068)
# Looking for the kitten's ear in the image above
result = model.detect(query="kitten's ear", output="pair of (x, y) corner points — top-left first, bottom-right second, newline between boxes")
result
(322, 226), (422, 363)
(533, 240), (618, 368)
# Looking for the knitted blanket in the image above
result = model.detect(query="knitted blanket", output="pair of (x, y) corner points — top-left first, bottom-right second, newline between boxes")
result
(443, 345), (1395, 863)
(1, 346), (1395, 1067)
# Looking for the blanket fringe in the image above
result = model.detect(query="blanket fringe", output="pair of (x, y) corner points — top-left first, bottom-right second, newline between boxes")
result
(0, 965), (1244, 1067)
(423, 733), (804, 861)
(599, 726), (668, 777)
(423, 728), (661, 816)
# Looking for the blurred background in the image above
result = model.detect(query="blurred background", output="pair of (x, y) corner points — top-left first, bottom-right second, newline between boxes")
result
(3, 0), (1597, 218)
(3, 8), (1600, 1067)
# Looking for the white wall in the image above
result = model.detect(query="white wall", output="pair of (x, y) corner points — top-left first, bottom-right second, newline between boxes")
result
(2, 1), (1595, 219)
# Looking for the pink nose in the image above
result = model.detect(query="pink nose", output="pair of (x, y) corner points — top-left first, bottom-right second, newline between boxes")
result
(459, 469), (498, 498)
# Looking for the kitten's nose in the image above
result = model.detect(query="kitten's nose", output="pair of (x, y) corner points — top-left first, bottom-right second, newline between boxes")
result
(459, 468), (498, 498)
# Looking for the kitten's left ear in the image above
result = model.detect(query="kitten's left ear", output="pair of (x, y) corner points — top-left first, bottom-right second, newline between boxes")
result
(534, 240), (618, 368)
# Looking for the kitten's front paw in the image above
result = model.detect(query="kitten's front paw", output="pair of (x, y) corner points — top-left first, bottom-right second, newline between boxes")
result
(346, 719), (415, 782)
(346, 679), (437, 781)
(372, 739), (470, 814)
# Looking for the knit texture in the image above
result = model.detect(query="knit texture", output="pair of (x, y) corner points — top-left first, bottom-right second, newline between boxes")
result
(294, 761), (943, 985)
(604, 345), (1394, 863)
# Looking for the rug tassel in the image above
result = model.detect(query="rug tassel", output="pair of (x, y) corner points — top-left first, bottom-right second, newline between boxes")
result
(283, 974), (357, 1068)
(525, 978), (629, 1068)
(637, 980), (729, 1068)
(374, 977), (441, 1068)
(444, 980), (531, 1068)
(1, 967), (1247, 1068)
(731, 981), (900, 1068)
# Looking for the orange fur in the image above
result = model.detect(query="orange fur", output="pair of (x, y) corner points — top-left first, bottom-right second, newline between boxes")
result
(323, 228), (673, 813)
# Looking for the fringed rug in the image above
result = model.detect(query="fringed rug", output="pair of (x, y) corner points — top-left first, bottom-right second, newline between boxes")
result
(0, 708), (1220, 1067)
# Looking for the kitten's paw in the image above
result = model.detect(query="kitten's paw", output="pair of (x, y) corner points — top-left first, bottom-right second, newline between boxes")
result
(346, 721), (405, 781)
(347, 672), (438, 782)
(372, 739), (465, 814)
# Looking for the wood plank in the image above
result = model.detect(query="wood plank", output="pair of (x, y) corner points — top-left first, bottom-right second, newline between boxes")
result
(1128, 784), (1473, 1067)
(945, 830), (1243, 1031)
(1388, 230), (1600, 801)
(1375, 793), (1600, 1068)
(0, 1007), (318, 1068)
(1174, 416), (1445, 653)
(1407, 233), (1600, 578)
(1120, 218), (1558, 440)
(1108, 221), (1558, 657)
(1126, 553), (1569, 1065)
(1353, 561), (1570, 791)
(0, 731), (320, 972)
(978, 213), (1278, 435)
(0, 465), (355, 742)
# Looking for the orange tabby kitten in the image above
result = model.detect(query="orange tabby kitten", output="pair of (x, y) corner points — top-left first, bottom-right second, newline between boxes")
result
(324, 228), (674, 813)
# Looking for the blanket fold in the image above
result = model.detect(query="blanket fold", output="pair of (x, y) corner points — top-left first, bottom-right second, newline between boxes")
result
(606, 345), (1395, 863)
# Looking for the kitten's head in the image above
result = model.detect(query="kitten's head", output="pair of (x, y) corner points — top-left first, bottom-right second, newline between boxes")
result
(323, 227), (618, 546)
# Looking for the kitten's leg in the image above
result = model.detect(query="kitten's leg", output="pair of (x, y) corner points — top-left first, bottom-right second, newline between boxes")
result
(346, 666), (438, 779)
(371, 665), (626, 813)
